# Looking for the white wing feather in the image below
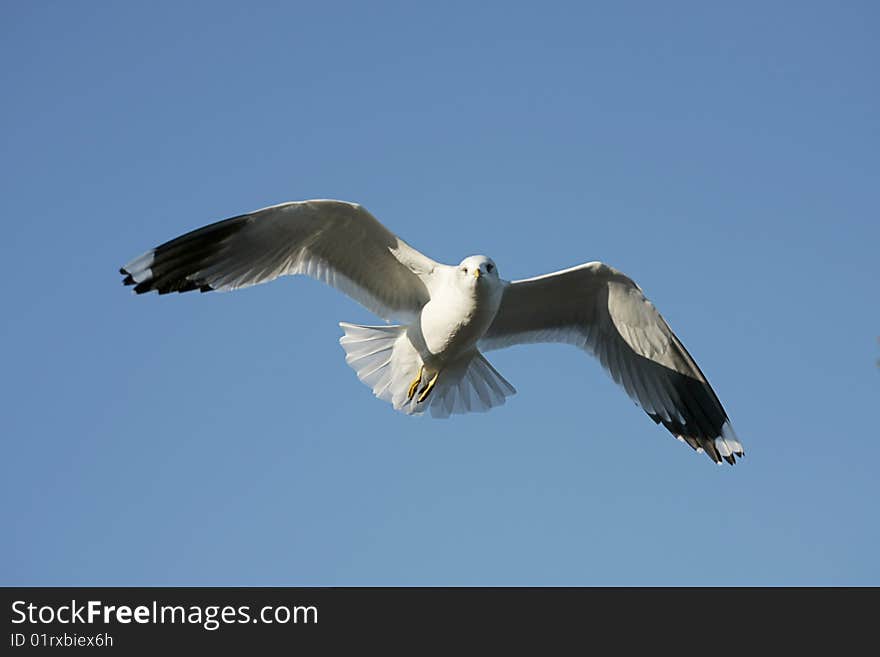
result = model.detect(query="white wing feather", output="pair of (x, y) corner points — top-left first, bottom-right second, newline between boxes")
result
(121, 200), (438, 323)
(480, 262), (744, 464)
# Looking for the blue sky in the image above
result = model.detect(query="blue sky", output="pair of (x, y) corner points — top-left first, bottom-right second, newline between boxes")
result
(2, 1), (878, 585)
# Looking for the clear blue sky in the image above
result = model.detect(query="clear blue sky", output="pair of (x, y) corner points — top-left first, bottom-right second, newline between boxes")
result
(3, 1), (878, 585)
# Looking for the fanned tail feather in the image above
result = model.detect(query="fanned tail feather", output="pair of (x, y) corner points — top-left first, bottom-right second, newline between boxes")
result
(338, 323), (515, 418)
(425, 353), (516, 419)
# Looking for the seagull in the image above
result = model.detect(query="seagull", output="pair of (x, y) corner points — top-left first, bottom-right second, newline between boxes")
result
(120, 199), (744, 464)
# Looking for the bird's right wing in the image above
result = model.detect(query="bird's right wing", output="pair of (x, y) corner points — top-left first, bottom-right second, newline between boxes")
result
(120, 200), (439, 322)
(480, 262), (743, 464)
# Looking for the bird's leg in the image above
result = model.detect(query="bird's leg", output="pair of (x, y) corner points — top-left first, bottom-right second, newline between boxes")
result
(407, 365), (425, 401)
(417, 371), (440, 403)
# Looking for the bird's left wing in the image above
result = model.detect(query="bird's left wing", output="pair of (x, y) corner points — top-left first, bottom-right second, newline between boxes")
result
(120, 200), (438, 322)
(480, 262), (744, 464)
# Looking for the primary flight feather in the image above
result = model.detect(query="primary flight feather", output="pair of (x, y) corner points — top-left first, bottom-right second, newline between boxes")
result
(120, 199), (744, 465)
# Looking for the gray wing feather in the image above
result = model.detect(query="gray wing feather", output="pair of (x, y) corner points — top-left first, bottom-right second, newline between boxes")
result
(480, 262), (744, 464)
(120, 200), (438, 322)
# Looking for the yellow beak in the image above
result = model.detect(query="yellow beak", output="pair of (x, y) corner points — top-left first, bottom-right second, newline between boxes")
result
(473, 269), (481, 279)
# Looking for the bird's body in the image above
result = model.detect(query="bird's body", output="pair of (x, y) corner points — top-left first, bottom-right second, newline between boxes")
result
(121, 199), (744, 464)
(339, 255), (515, 419)
(418, 257), (504, 364)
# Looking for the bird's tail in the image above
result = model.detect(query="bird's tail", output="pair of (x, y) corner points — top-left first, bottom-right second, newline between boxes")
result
(338, 322), (516, 418)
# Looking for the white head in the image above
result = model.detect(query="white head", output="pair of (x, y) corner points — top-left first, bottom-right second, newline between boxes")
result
(458, 255), (500, 288)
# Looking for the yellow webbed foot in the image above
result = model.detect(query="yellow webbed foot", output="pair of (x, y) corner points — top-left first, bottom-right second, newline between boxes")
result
(417, 371), (440, 403)
(407, 365), (424, 401)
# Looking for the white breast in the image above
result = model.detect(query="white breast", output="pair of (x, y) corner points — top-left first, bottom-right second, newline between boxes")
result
(417, 267), (504, 365)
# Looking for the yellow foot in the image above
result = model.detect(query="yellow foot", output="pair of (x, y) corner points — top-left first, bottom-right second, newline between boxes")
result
(417, 371), (440, 403)
(407, 365), (424, 401)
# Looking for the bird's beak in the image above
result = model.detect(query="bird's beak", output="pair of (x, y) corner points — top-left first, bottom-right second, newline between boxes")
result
(474, 269), (481, 279)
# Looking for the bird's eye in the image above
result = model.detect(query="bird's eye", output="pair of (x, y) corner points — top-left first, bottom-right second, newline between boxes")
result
(461, 267), (467, 274)
(486, 264), (494, 273)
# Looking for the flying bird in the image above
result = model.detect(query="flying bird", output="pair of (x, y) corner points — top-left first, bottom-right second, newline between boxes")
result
(120, 199), (744, 464)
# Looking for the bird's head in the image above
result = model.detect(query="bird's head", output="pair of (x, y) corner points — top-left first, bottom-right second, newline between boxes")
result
(458, 255), (500, 287)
